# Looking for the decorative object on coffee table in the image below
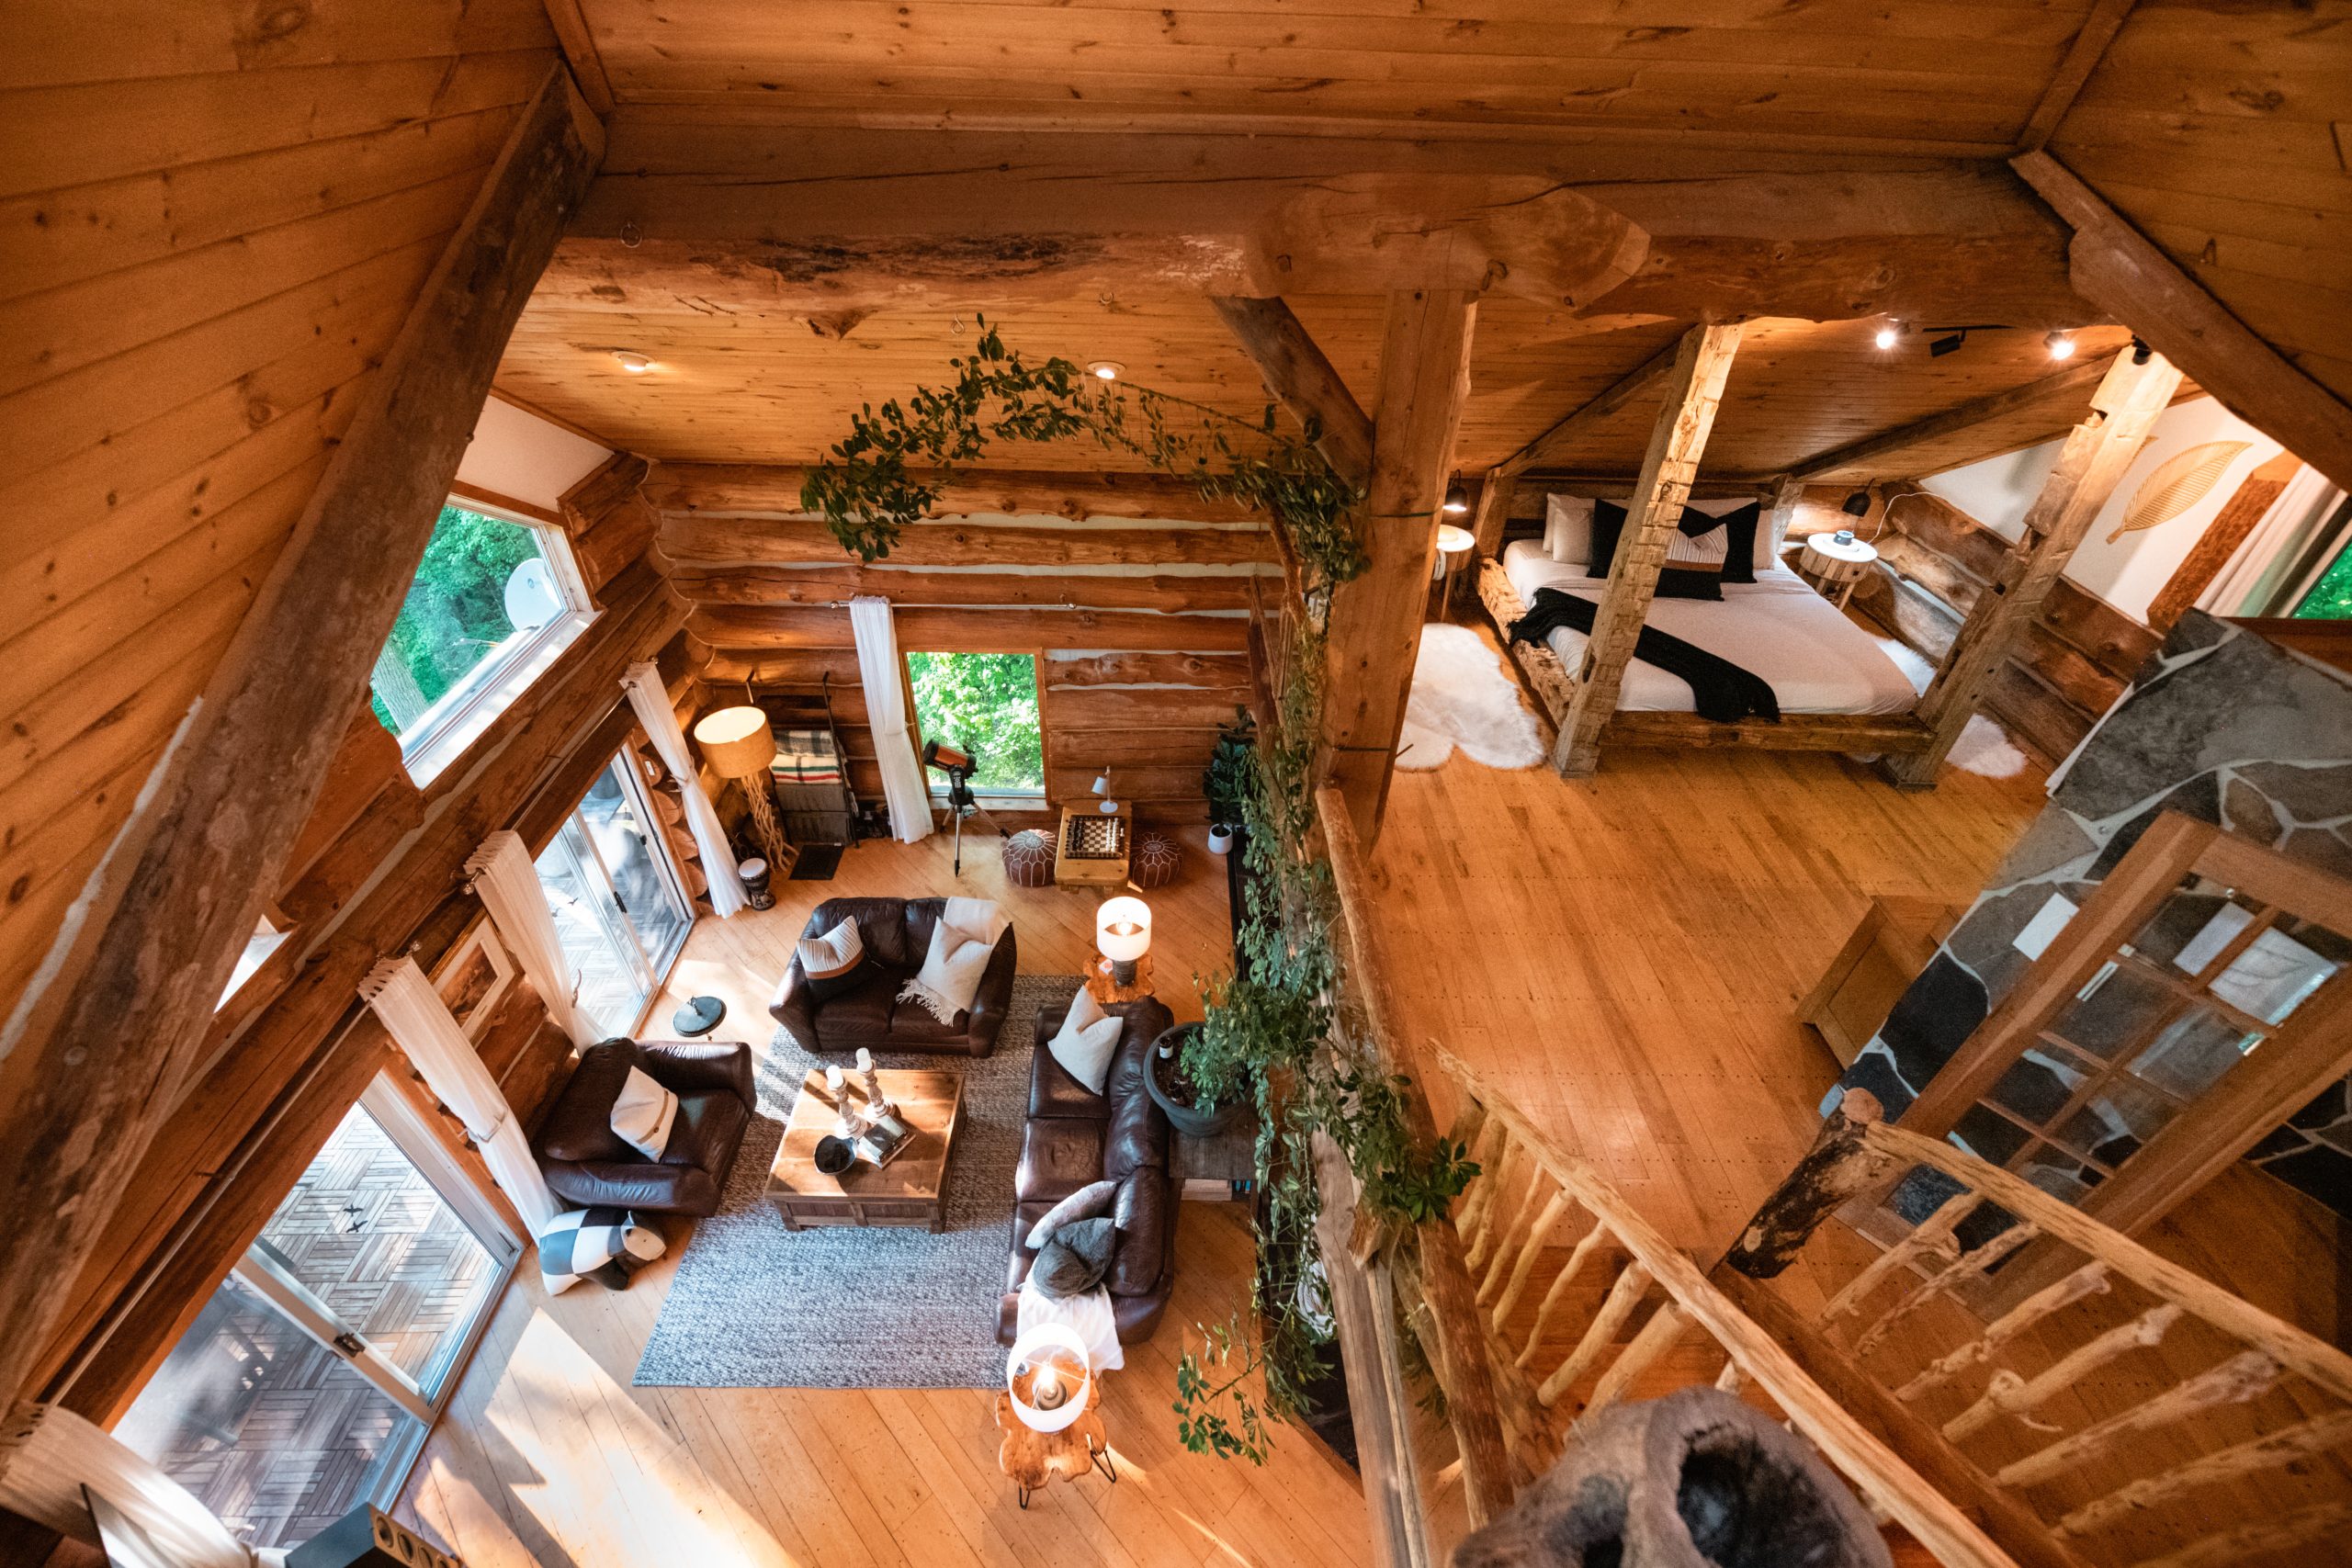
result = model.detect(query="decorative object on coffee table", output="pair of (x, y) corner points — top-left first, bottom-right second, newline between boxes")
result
(1143, 1021), (1244, 1139)
(1001, 828), (1056, 886)
(672, 995), (726, 1036)
(768, 1066), (963, 1231)
(1131, 829), (1182, 889)
(997, 1324), (1114, 1507)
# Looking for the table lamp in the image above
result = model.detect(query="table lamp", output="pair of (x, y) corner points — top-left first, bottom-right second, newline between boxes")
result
(693, 703), (788, 872)
(1007, 1323), (1092, 1433)
(1095, 896), (1151, 987)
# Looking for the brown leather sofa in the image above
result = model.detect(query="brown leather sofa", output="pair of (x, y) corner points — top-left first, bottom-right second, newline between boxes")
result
(998, 996), (1179, 1346)
(534, 1038), (755, 1216)
(769, 897), (1017, 1057)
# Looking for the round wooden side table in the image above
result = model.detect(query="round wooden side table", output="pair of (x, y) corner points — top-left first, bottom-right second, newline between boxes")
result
(994, 1362), (1114, 1507)
(1797, 530), (1878, 609)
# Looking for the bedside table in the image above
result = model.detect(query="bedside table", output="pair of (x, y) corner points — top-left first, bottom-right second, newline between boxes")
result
(1797, 531), (1877, 609)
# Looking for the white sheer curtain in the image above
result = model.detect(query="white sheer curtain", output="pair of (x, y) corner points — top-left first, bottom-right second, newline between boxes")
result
(464, 829), (599, 1047)
(360, 956), (564, 1234)
(849, 594), (935, 843)
(0, 1404), (254, 1568)
(621, 660), (746, 918)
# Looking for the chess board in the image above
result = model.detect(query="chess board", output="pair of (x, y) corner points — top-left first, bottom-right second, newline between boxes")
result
(1061, 814), (1126, 859)
(1054, 805), (1132, 886)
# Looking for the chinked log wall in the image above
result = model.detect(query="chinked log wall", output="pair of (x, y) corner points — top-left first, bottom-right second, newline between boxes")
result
(650, 464), (1273, 819)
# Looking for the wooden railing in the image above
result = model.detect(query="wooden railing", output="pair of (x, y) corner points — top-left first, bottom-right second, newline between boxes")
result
(1722, 1090), (2352, 1568)
(1434, 1050), (2018, 1568)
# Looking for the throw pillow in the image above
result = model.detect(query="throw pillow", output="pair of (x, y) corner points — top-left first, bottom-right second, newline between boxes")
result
(797, 917), (866, 1002)
(1651, 568), (1724, 602)
(1544, 492), (1595, 564)
(1046, 989), (1124, 1096)
(1025, 1177), (1119, 1249)
(899, 917), (995, 1024)
(608, 1064), (678, 1161)
(1587, 500), (1760, 587)
(1032, 1215), (1117, 1298)
(537, 1206), (665, 1294)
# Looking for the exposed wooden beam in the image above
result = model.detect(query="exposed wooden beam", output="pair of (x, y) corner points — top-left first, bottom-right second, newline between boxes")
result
(2016, 0), (2139, 153)
(1885, 346), (2182, 788)
(1554, 323), (1745, 776)
(538, 0), (616, 117)
(1497, 338), (1684, 479)
(644, 464), (1264, 525)
(1207, 296), (1375, 486)
(1323, 289), (1479, 842)
(1781, 353), (2118, 483)
(0, 67), (602, 1421)
(666, 563), (1261, 615)
(2144, 451), (2303, 635)
(2014, 151), (2352, 493)
(658, 516), (1275, 571)
(690, 604), (1250, 654)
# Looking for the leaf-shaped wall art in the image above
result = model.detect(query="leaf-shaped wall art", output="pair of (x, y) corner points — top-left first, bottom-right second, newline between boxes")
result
(2107, 440), (2253, 543)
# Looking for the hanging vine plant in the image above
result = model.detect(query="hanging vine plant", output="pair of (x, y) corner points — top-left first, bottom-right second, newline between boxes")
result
(800, 321), (1475, 1461)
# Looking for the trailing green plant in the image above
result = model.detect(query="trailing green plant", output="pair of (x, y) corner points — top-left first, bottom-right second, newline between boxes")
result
(1172, 1312), (1275, 1465)
(1202, 711), (1257, 827)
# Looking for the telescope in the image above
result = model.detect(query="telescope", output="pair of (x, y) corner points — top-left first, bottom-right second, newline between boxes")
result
(920, 738), (1004, 874)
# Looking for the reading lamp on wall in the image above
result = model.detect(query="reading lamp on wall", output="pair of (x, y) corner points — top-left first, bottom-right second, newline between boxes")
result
(1442, 480), (1470, 515)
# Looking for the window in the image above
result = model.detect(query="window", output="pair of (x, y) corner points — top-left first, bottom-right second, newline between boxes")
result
(370, 502), (593, 784)
(533, 750), (694, 1036)
(906, 652), (1045, 795)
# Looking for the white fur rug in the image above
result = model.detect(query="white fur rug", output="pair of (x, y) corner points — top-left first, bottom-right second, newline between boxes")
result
(1872, 637), (2031, 779)
(1396, 624), (1546, 771)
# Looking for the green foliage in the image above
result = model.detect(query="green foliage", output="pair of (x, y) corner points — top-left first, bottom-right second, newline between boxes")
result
(904, 651), (1043, 791)
(2294, 540), (2352, 621)
(1172, 1314), (1274, 1465)
(1201, 712), (1258, 826)
(370, 504), (546, 735)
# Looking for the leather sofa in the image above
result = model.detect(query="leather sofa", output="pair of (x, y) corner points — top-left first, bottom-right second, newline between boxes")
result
(998, 995), (1179, 1346)
(535, 1038), (755, 1216)
(769, 897), (1017, 1057)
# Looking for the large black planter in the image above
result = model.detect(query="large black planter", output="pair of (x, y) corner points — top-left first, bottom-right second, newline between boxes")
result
(1145, 1023), (1246, 1138)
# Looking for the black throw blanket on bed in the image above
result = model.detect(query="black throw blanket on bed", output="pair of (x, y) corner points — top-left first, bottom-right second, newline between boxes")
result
(1510, 587), (1781, 724)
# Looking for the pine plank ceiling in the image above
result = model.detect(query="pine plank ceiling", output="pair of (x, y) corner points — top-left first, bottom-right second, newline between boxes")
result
(497, 0), (2342, 479)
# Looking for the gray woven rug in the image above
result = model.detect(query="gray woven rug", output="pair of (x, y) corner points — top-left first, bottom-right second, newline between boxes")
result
(632, 973), (1077, 1388)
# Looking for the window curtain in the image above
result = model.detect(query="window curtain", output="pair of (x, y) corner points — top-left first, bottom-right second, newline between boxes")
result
(463, 830), (600, 1048)
(359, 956), (564, 1234)
(848, 595), (934, 843)
(621, 660), (747, 918)
(0, 1404), (254, 1568)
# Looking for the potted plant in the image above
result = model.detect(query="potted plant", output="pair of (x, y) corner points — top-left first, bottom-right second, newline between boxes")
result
(1145, 1022), (1247, 1138)
(1202, 711), (1255, 855)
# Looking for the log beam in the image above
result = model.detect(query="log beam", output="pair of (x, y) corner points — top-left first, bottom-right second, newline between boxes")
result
(644, 463), (1266, 525)
(1498, 338), (1684, 480)
(1782, 354), (2119, 484)
(659, 515), (1275, 570)
(691, 604), (1250, 654)
(666, 564), (1263, 615)
(1323, 289), (1478, 842)
(1884, 346), (2181, 787)
(1553, 323), (1745, 776)
(1207, 296), (1375, 486)
(0, 68), (601, 1421)
(2014, 151), (2352, 493)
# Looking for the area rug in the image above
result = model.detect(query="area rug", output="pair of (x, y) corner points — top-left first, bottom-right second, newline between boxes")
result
(631, 972), (1078, 1389)
(1396, 623), (1547, 771)
(1872, 636), (2032, 779)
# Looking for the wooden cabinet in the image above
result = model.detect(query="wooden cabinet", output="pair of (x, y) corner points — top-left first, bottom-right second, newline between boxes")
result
(1797, 896), (1964, 1067)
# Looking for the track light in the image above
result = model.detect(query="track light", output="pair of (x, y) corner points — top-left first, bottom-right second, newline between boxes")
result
(2045, 330), (2076, 360)
(1087, 360), (1124, 382)
(1442, 481), (1470, 515)
(1842, 490), (1874, 518)
(1928, 332), (1967, 358)
(1873, 321), (1901, 351)
(611, 350), (654, 374)
(2131, 337), (2153, 365)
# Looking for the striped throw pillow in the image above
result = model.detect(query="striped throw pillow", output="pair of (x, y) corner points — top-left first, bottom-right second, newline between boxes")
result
(797, 917), (867, 1002)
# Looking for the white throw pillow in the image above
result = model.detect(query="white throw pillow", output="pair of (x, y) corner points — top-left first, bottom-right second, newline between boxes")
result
(899, 918), (996, 1024)
(1047, 988), (1124, 1096)
(608, 1065), (678, 1161)
(1681, 494), (1783, 571)
(1544, 492), (1596, 564)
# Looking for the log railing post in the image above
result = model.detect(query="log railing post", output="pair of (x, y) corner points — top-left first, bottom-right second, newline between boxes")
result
(1719, 1089), (1894, 1279)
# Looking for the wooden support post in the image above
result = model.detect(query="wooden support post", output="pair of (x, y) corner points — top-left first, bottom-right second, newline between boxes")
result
(1553, 322), (1745, 776)
(1883, 345), (2181, 788)
(1322, 290), (1477, 842)
(0, 68), (601, 1422)
(1719, 1089), (1894, 1279)
(1207, 296), (1374, 487)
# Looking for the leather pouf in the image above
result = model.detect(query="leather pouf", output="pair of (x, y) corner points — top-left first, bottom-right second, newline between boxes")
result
(1132, 829), (1182, 889)
(1002, 828), (1057, 887)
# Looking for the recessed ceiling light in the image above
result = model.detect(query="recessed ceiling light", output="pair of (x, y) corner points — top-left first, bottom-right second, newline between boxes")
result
(612, 350), (654, 374)
(2045, 330), (2077, 360)
(1087, 360), (1124, 382)
(1872, 321), (1901, 351)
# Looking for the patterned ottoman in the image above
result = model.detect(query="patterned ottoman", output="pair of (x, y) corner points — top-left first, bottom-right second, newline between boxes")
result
(1132, 829), (1182, 889)
(1002, 828), (1057, 887)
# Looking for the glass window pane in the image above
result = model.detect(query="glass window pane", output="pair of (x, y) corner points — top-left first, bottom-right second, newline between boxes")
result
(906, 651), (1044, 794)
(1987, 1046), (2091, 1127)
(2131, 879), (2258, 971)
(2058, 1077), (2177, 1168)
(581, 758), (689, 976)
(537, 821), (645, 1036)
(2015, 1145), (2104, 1204)
(253, 1105), (501, 1399)
(1952, 1103), (2033, 1167)
(2050, 962), (2178, 1060)
(369, 504), (554, 741)
(2208, 925), (2341, 1024)
(2126, 1008), (2259, 1100)
(112, 1275), (424, 1551)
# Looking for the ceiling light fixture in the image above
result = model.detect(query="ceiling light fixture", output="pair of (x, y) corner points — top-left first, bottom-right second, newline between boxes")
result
(2131, 336), (2154, 365)
(1442, 480), (1470, 515)
(1873, 321), (1901, 351)
(2045, 330), (2077, 360)
(1928, 332), (1968, 358)
(1842, 490), (1874, 518)
(1087, 360), (1124, 382)
(611, 350), (654, 374)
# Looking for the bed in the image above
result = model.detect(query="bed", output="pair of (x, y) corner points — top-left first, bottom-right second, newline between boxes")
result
(1499, 539), (1919, 717)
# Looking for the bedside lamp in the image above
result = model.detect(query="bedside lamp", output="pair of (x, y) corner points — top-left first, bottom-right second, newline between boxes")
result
(693, 703), (787, 872)
(1095, 896), (1151, 987)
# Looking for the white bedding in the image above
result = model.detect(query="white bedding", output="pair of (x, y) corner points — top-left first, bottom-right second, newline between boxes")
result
(1501, 540), (1917, 716)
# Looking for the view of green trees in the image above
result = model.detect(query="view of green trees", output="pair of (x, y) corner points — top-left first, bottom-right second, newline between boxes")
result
(2294, 542), (2352, 620)
(906, 651), (1045, 792)
(369, 504), (548, 737)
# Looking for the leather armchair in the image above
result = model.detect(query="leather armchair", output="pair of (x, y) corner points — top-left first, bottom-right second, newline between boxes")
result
(769, 897), (1017, 1057)
(535, 1038), (755, 1216)
(998, 997), (1180, 1346)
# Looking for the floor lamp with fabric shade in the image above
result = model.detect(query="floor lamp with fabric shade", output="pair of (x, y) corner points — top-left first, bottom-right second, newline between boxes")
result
(694, 705), (790, 875)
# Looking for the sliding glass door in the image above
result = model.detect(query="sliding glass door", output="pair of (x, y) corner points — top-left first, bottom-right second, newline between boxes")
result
(535, 750), (693, 1038)
(114, 1079), (518, 1549)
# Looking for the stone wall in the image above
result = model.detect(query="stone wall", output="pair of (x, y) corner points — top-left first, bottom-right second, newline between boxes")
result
(1830, 611), (2352, 1218)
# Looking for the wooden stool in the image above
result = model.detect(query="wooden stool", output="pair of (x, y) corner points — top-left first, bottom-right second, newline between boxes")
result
(1002, 828), (1056, 887)
(1132, 829), (1182, 889)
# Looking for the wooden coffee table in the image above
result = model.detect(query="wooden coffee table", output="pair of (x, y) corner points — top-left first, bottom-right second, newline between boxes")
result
(767, 1067), (963, 1232)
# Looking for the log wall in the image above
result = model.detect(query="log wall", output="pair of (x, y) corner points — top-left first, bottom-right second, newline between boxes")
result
(0, 0), (562, 1023)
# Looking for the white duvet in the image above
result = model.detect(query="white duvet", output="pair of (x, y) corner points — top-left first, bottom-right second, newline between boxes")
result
(1501, 541), (1918, 717)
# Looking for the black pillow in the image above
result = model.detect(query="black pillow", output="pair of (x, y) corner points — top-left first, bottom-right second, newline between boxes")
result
(1653, 569), (1724, 602)
(1587, 499), (1762, 585)
(1032, 1216), (1116, 1297)
(1708, 502), (1764, 585)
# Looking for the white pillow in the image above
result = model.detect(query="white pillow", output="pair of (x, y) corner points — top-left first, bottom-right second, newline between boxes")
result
(899, 918), (996, 1023)
(609, 1065), (678, 1161)
(1544, 492), (1595, 564)
(1046, 987), (1124, 1096)
(1683, 494), (1782, 571)
(797, 916), (864, 985)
